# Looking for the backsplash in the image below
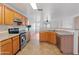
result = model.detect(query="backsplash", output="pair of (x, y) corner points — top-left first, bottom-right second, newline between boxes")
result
(0, 25), (26, 31)
(0, 25), (9, 31)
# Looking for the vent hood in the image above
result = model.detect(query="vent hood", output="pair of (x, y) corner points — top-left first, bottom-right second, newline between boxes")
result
(13, 18), (22, 22)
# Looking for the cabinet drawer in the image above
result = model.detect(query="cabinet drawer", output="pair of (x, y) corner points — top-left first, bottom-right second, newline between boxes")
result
(12, 36), (19, 41)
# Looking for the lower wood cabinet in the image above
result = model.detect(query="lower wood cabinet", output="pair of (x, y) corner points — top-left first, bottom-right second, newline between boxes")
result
(12, 35), (20, 54)
(49, 32), (57, 44)
(40, 32), (48, 42)
(0, 35), (20, 55)
(39, 32), (57, 44)
(0, 39), (12, 55)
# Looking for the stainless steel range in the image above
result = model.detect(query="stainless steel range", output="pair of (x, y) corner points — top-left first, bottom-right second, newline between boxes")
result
(19, 30), (27, 49)
(8, 28), (29, 49)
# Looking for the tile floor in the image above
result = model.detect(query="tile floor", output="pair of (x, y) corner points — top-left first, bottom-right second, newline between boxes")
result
(17, 41), (62, 55)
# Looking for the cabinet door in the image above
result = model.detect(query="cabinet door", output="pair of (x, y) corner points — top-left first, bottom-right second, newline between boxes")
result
(0, 39), (12, 55)
(39, 32), (48, 42)
(0, 4), (2, 24)
(14, 12), (22, 19)
(4, 6), (14, 25)
(50, 32), (57, 44)
(47, 32), (51, 42)
(21, 16), (27, 25)
(0, 4), (4, 24)
(12, 36), (19, 54)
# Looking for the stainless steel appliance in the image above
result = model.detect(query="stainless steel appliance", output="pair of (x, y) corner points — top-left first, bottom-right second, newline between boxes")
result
(8, 28), (19, 34)
(13, 18), (22, 25)
(57, 35), (74, 54)
(19, 31), (27, 49)
(8, 28), (28, 49)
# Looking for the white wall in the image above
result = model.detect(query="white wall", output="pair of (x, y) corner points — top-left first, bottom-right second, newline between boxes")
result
(61, 16), (74, 28)
(50, 14), (75, 29)
(50, 17), (62, 29)
(52, 16), (74, 29)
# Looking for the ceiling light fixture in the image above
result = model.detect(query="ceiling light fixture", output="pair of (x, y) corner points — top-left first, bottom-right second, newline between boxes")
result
(30, 3), (37, 9)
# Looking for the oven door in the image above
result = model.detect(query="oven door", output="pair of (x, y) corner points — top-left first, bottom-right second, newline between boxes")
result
(20, 33), (26, 49)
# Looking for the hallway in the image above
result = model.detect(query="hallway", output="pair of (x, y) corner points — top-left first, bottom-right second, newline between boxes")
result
(17, 41), (62, 55)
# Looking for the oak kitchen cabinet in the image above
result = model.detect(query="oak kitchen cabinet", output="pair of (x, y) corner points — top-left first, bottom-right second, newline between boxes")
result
(39, 32), (57, 44)
(47, 32), (51, 43)
(0, 4), (3, 24)
(12, 35), (20, 54)
(14, 12), (22, 19)
(48, 32), (57, 44)
(14, 12), (27, 25)
(0, 39), (13, 55)
(22, 16), (27, 25)
(0, 35), (20, 55)
(0, 4), (4, 24)
(0, 3), (28, 25)
(4, 6), (14, 25)
(40, 32), (48, 42)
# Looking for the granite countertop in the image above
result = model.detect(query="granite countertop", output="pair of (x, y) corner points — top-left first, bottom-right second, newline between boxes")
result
(0, 25), (27, 41)
(56, 32), (73, 35)
(0, 31), (19, 41)
(55, 30), (74, 35)
(39, 29), (74, 35)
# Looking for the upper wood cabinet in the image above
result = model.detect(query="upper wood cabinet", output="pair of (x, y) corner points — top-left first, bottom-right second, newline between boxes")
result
(0, 4), (28, 25)
(0, 4), (2, 24)
(14, 12), (27, 25)
(14, 12), (22, 19)
(0, 4), (4, 24)
(4, 6), (14, 25)
(22, 16), (27, 25)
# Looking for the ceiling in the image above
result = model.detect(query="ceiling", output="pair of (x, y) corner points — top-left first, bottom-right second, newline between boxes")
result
(5, 3), (79, 19)
(37, 3), (79, 18)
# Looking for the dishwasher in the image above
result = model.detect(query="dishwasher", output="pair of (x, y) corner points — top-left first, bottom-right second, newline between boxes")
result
(57, 35), (74, 54)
